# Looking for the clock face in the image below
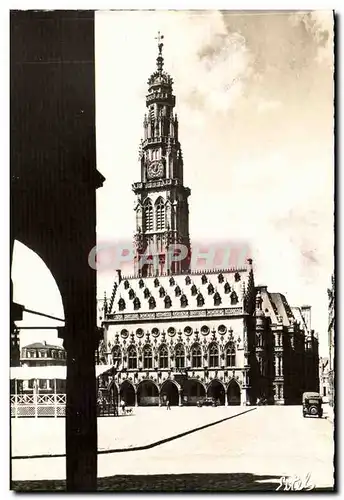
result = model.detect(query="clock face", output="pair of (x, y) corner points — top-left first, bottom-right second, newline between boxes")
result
(147, 161), (164, 179)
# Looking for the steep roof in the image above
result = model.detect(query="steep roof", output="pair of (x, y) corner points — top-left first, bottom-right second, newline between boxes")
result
(106, 268), (252, 316)
(22, 342), (64, 350)
(258, 287), (296, 327)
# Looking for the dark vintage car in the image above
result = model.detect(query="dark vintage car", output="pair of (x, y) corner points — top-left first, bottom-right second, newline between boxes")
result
(302, 392), (323, 418)
(197, 397), (217, 407)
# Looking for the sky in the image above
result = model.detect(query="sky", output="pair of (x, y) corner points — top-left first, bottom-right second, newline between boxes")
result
(11, 10), (334, 355)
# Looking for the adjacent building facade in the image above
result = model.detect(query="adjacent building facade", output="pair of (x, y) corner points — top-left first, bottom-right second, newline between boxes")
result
(328, 274), (335, 407)
(101, 36), (319, 407)
(20, 341), (66, 392)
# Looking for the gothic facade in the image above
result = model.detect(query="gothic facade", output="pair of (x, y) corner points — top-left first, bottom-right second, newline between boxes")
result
(101, 35), (319, 406)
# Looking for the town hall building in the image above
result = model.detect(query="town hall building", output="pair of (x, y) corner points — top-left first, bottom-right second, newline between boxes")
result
(100, 35), (319, 407)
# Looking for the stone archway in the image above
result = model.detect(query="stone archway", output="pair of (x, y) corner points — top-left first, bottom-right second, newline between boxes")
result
(137, 380), (159, 406)
(207, 379), (226, 405)
(227, 380), (241, 405)
(161, 380), (179, 406)
(186, 379), (206, 406)
(120, 380), (135, 407)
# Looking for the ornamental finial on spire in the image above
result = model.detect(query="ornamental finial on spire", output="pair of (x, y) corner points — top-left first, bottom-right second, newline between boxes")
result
(155, 31), (164, 71)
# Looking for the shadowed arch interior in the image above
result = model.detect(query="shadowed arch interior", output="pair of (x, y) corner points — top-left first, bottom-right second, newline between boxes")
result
(161, 380), (179, 406)
(227, 379), (241, 405)
(207, 379), (226, 405)
(120, 380), (135, 407)
(137, 380), (159, 406)
(186, 379), (206, 405)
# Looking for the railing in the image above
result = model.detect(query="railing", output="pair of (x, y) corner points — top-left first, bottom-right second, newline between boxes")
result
(11, 394), (66, 418)
(106, 306), (245, 322)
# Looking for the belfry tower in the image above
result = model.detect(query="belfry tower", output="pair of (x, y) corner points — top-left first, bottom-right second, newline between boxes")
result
(133, 33), (191, 277)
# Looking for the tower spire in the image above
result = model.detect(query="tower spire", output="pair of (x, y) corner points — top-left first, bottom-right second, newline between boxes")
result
(132, 33), (191, 278)
(155, 31), (164, 72)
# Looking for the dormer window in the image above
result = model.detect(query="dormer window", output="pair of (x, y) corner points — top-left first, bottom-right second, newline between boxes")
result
(230, 291), (238, 305)
(224, 282), (231, 294)
(148, 296), (156, 309)
(133, 297), (141, 310)
(191, 284), (197, 296)
(218, 273), (224, 284)
(164, 295), (172, 309)
(123, 279), (130, 289)
(118, 298), (126, 311)
(201, 274), (207, 285)
(144, 287), (150, 299)
(234, 272), (241, 282)
(175, 285), (181, 297)
(180, 294), (188, 308)
(139, 279), (145, 288)
(185, 276), (191, 285)
(197, 293), (205, 307)
(159, 286), (166, 298)
(214, 291), (222, 306)
(207, 283), (214, 295)
(128, 288), (135, 300)
(154, 278), (160, 287)
(169, 277), (175, 286)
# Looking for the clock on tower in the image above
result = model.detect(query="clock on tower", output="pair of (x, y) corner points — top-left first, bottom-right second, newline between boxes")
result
(147, 160), (164, 179)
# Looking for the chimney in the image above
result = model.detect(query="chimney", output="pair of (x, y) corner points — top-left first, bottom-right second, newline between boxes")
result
(116, 269), (122, 284)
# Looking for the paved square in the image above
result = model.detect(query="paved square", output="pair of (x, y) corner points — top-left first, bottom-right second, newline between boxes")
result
(11, 405), (335, 491)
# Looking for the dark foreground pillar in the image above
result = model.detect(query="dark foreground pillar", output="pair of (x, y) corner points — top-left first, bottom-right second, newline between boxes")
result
(61, 328), (98, 491)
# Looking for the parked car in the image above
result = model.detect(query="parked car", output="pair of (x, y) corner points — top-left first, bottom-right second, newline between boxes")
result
(197, 397), (217, 407)
(302, 392), (323, 418)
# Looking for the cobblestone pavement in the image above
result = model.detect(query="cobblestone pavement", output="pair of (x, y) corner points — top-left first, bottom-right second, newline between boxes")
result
(11, 406), (335, 492)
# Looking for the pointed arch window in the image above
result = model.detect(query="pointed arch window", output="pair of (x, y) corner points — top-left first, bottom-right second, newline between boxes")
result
(128, 288), (135, 300)
(159, 286), (166, 298)
(226, 343), (236, 367)
(143, 345), (153, 369)
(191, 343), (202, 368)
(154, 278), (160, 287)
(169, 277), (175, 286)
(144, 287), (150, 299)
(207, 283), (214, 295)
(224, 282), (231, 294)
(118, 298), (126, 311)
(175, 285), (181, 297)
(196, 293), (205, 307)
(133, 297), (141, 310)
(180, 294), (188, 308)
(159, 344), (169, 369)
(218, 273), (224, 284)
(148, 296), (156, 310)
(230, 291), (238, 305)
(164, 295), (172, 309)
(185, 276), (191, 285)
(214, 291), (222, 306)
(112, 345), (122, 366)
(144, 199), (153, 231)
(175, 344), (185, 369)
(201, 274), (208, 285)
(123, 280), (130, 289)
(209, 343), (219, 368)
(191, 284), (197, 296)
(139, 279), (145, 288)
(128, 345), (137, 369)
(155, 198), (165, 231)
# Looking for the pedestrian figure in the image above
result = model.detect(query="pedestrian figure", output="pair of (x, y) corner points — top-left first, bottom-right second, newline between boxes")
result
(166, 399), (171, 410)
(120, 399), (125, 414)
